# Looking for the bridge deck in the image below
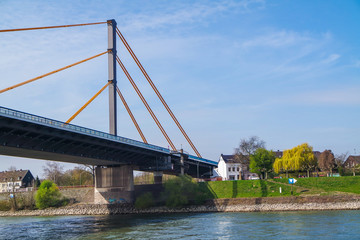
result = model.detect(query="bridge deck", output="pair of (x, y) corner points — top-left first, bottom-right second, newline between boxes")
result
(0, 106), (217, 176)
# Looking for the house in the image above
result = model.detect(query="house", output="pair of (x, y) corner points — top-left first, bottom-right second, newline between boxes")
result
(216, 154), (257, 180)
(0, 169), (34, 193)
(344, 155), (360, 168)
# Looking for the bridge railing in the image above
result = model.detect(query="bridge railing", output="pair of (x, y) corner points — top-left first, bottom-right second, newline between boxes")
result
(0, 106), (170, 154)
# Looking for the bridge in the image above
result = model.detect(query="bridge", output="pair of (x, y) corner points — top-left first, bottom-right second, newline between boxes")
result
(0, 20), (217, 203)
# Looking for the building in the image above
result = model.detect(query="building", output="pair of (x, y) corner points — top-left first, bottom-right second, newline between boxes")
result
(216, 154), (257, 180)
(0, 169), (34, 193)
(344, 155), (360, 168)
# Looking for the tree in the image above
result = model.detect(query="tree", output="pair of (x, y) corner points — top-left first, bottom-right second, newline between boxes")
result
(35, 180), (62, 209)
(234, 136), (265, 179)
(236, 136), (265, 156)
(273, 143), (316, 177)
(318, 150), (335, 176)
(42, 161), (64, 185)
(83, 165), (95, 185)
(162, 175), (205, 207)
(335, 153), (348, 176)
(35, 176), (41, 188)
(249, 148), (275, 179)
(61, 166), (93, 186)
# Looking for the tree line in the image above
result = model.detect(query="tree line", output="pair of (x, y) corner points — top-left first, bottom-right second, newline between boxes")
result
(234, 136), (352, 179)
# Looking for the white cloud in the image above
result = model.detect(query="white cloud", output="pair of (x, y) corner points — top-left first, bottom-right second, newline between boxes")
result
(322, 54), (340, 64)
(292, 87), (360, 105)
(241, 30), (312, 48)
(120, 0), (265, 31)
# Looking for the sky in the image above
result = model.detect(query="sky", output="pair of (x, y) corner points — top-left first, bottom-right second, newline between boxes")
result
(0, 0), (359, 178)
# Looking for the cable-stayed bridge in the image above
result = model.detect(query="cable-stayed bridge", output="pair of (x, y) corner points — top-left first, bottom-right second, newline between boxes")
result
(0, 19), (217, 203)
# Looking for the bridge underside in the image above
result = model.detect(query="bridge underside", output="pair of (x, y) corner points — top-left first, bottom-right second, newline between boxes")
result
(0, 115), (213, 177)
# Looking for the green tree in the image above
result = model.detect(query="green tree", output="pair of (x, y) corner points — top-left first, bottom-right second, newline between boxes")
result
(35, 176), (41, 188)
(162, 175), (205, 207)
(249, 148), (275, 179)
(35, 180), (62, 209)
(234, 136), (266, 179)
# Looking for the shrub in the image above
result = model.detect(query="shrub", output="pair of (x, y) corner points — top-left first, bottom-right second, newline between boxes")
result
(135, 192), (155, 209)
(163, 175), (206, 208)
(0, 200), (11, 211)
(35, 180), (66, 209)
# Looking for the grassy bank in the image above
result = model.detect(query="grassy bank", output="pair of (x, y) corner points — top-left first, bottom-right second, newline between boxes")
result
(199, 180), (298, 199)
(272, 176), (360, 195)
(199, 176), (360, 199)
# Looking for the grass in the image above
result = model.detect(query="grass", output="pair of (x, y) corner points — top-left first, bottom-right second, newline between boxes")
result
(199, 179), (299, 199)
(272, 176), (360, 195)
(198, 176), (360, 200)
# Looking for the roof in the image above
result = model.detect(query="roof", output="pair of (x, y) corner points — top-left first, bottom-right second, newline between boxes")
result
(220, 154), (248, 164)
(0, 169), (31, 182)
(345, 155), (360, 165)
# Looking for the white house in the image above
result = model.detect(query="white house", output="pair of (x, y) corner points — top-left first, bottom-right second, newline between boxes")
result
(216, 154), (243, 180)
(216, 154), (258, 180)
(0, 170), (34, 193)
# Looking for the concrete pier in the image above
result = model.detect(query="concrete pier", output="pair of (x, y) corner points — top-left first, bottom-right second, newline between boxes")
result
(94, 165), (134, 204)
(153, 171), (163, 184)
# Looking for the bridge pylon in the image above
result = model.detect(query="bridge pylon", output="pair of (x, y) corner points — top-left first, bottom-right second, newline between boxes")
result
(108, 19), (117, 135)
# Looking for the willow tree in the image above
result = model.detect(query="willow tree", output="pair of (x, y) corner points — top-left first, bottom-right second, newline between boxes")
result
(297, 143), (317, 177)
(273, 143), (315, 177)
(273, 148), (297, 178)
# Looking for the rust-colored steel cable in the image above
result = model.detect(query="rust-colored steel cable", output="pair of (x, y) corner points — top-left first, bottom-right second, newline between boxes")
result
(116, 27), (202, 157)
(0, 51), (110, 94)
(0, 21), (107, 33)
(66, 81), (111, 124)
(116, 55), (177, 151)
(116, 86), (148, 144)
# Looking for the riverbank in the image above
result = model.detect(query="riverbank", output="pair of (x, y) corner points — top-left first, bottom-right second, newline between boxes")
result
(1, 194), (360, 216)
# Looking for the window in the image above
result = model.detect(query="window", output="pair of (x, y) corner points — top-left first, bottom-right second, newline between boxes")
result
(229, 175), (235, 180)
(232, 167), (235, 171)
(237, 167), (240, 172)
(228, 167), (231, 172)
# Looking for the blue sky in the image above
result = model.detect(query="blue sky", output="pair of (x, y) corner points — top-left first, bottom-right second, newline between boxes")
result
(0, 0), (359, 178)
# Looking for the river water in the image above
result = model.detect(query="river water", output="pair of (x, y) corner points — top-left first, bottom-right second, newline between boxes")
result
(0, 210), (359, 239)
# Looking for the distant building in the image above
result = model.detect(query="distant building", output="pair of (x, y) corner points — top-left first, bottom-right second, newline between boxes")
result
(0, 169), (34, 192)
(344, 155), (360, 168)
(216, 154), (257, 180)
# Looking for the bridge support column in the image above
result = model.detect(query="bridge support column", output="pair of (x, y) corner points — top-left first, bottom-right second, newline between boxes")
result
(94, 165), (134, 204)
(153, 171), (163, 184)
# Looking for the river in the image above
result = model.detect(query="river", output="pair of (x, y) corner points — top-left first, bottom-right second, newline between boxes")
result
(0, 210), (359, 239)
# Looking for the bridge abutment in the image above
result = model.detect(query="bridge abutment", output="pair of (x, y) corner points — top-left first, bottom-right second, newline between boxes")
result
(94, 165), (134, 204)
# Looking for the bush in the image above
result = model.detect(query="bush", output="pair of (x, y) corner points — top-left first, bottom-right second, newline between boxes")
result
(135, 192), (155, 209)
(0, 200), (11, 211)
(35, 180), (67, 209)
(163, 175), (206, 208)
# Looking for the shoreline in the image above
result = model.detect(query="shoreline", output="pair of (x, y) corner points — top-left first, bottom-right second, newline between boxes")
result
(1, 195), (360, 217)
